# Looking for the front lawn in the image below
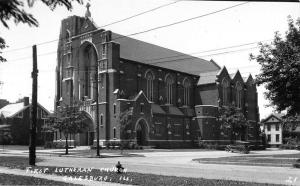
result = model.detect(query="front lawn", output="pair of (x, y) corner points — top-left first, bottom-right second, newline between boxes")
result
(194, 153), (300, 167)
(0, 156), (280, 186)
(0, 173), (80, 185)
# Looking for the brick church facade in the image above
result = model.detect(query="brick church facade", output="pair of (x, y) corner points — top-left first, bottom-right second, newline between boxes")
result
(55, 11), (261, 147)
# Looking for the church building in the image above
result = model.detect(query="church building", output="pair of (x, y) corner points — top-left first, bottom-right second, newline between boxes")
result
(55, 7), (261, 148)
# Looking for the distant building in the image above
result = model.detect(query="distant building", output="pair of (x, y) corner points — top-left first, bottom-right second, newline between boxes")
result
(54, 7), (261, 148)
(261, 114), (283, 147)
(0, 97), (50, 145)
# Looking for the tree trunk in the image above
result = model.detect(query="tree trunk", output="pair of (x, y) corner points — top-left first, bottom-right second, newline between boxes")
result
(65, 135), (68, 155)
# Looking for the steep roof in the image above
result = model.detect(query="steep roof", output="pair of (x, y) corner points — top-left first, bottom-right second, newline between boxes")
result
(0, 102), (50, 118)
(261, 113), (284, 123)
(197, 70), (219, 85)
(112, 33), (221, 76)
(0, 103), (27, 118)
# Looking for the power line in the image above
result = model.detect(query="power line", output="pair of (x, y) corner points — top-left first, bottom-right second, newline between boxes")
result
(2, 1), (180, 54)
(50, 1), (251, 57)
(3, 1), (248, 54)
(113, 2), (249, 40)
(143, 39), (271, 63)
(100, 0), (181, 28)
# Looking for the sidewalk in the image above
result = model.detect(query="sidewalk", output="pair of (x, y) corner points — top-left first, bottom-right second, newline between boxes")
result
(0, 166), (129, 186)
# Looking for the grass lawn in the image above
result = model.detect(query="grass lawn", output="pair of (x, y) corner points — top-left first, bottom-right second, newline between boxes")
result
(0, 173), (80, 185)
(0, 156), (281, 186)
(194, 153), (300, 167)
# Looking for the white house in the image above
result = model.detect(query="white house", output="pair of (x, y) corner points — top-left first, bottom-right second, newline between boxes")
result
(261, 114), (284, 147)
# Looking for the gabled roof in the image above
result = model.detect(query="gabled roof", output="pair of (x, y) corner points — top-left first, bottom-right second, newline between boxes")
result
(232, 70), (243, 81)
(131, 90), (150, 103)
(112, 33), (220, 76)
(244, 74), (254, 84)
(261, 113), (284, 123)
(0, 102), (50, 118)
(0, 103), (27, 118)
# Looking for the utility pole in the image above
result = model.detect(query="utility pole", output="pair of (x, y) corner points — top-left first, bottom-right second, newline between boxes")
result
(95, 63), (100, 157)
(29, 45), (38, 165)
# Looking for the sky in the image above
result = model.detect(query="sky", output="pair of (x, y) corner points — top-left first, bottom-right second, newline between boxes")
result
(0, 0), (299, 119)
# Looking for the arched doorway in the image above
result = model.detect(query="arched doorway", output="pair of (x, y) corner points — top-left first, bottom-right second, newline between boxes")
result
(135, 118), (149, 146)
(79, 111), (94, 146)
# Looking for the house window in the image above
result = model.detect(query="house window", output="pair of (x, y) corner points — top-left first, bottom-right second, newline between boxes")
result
(165, 74), (174, 104)
(236, 82), (242, 108)
(16, 111), (23, 118)
(183, 78), (191, 106)
(267, 124), (271, 131)
(145, 70), (154, 101)
(276, 134), (280, 142)
(113, 127), (116, 139)
(275, 123), (279, 131)
(222, 79), (229, 106)
(267, 134), (271, 142)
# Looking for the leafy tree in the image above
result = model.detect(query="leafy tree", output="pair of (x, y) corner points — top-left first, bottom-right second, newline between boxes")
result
(45, 104), (87, 154)
(0, 0), (84, 62)
(219, 104), (249, 143)
(119, 108), (133, 149)
(250, 16), (300, 116)
(0, 99), (9, 109)
(282, 114), (300, 143)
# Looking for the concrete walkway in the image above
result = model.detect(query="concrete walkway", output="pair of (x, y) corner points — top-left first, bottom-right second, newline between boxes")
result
(0, 166), (129, 186)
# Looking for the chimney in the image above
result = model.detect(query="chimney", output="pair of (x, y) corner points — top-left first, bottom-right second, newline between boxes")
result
(24, 97), (29, 106)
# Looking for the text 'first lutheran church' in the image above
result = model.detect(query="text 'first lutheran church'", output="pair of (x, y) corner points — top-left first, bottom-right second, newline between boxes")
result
(55, 4), (261, 148)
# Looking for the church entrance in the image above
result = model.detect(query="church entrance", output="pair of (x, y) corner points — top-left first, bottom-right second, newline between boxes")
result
(135, 119), (148, 146)
(79, 112), (94, 146)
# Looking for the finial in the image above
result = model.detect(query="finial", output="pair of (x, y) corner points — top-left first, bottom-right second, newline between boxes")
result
(85, 2), (91, 18)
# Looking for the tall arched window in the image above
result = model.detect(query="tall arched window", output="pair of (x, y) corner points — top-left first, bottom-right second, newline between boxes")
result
(236, 82), (243, 108)
(145, 70), (154, 101)
(165, 74), (174, 104)
(113, 127), (116, 139)
(183, 78), (191, 106)
(222, 79), (229, 106)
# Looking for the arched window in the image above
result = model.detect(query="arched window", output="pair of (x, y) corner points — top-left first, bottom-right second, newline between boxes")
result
(145, 70), (154, 101)
(222, 79), (229, 106)
(100, 114), (103, 126)
(113, 127), (116, 139)
(183, 78), (191, 106)
(236, 82), (243, 108)
(165, 74), (174, 104)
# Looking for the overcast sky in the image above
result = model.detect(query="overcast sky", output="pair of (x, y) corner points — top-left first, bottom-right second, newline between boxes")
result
(0, 0), (299, 119)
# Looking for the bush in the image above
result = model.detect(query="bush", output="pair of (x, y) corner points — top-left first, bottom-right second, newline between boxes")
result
(280, 144), (300, 150)
(293, 159), (300, 168)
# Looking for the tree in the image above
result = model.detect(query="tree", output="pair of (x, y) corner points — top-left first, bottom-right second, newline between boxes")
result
(0, 0), (84, 62)
(219, 104), (249, 143)
(45, 105), (87, 154)
(250, 16), (300, 116)
(0, 99), (9, 109)
(282, 114), (300, 143)
(119, 108), (133, 150)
